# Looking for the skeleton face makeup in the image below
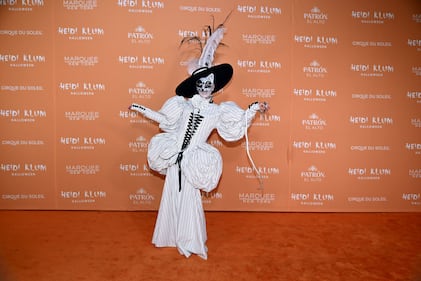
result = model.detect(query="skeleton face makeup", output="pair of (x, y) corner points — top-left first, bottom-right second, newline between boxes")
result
(196, 73), (215, 99)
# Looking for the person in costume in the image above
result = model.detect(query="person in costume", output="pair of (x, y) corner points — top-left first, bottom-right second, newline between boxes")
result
(129, 20), (268, 260)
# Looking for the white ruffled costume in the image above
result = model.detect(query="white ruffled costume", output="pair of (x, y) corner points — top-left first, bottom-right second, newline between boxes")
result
(136, 94), (260, 260)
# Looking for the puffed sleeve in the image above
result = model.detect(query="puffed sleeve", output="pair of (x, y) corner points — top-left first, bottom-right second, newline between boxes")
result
(216, 101), (258, 142)
(141, 95), (185, 133)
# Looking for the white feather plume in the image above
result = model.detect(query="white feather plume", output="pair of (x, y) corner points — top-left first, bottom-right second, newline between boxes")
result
(197, 26), (226, 69)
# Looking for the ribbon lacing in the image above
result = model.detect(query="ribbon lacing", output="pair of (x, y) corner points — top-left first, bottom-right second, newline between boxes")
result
(176, 110), (204, 191)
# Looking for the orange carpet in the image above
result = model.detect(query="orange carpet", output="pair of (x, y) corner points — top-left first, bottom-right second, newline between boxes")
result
(0, 211), (420, 281)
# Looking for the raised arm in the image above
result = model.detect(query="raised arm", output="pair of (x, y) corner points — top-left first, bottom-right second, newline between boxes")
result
(129, 103), (167, 124)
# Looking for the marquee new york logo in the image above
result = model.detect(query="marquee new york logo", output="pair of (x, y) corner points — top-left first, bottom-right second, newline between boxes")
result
(63, 0), (98, 10)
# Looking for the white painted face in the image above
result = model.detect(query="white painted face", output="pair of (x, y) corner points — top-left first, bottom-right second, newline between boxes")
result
(196, 73), (215, 99)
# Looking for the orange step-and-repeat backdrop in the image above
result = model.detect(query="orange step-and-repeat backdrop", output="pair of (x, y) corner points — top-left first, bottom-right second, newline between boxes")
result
(1, 0), (420, 211)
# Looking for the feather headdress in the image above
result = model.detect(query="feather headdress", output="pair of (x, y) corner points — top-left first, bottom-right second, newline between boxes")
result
(176, 13), (233, 98)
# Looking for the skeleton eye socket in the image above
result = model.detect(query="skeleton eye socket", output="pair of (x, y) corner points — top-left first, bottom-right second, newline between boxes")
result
(196, 80), (204, 88)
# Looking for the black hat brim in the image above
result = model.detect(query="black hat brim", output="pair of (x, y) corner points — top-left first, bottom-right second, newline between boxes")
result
(175, 64), (233, 98)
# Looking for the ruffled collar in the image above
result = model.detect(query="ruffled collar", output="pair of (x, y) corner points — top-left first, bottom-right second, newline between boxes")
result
(191, 94), (211, 111)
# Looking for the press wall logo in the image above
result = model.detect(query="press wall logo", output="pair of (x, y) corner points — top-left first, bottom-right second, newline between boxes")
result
(129, 188), (155, 205)
(128, 26), (153, 44)
(178, 29), (199, 39)
(301, 113), (327, 130)
(413, 14), (421, 23)
(303, 7), (328, 24)
(350, 145), (390, 152)
(0, 53), (46, 68)
(239, 192), (276, 204)
(412, 67), (421, 77)
(407, 91), (421, 103)
(301, 165), (326, 182)
(406, 143), (421, 156)
(0, 108), (47, 123)
(351, 41), (392, 48)
(402, 193), (420, 206)
(65, 164), (100, 175)
(303, 60), (327, 78)
(409, 169), (420, 179)
(349, 115), (393, 129)
(407, 39), (421, 51)
(348, 196), (387, 203)
(118, 55), (165, 70)
(294, 34), (338, 49)
(0, 29), (43, 37)
(348, 167), (391, 180)
(59, 81), (105, 96)
(411, 118), (421, 128)
(1, 163), (47, 177)
(293, 88), (337, 102)
(237, 5), (281, 19)
(254, 114), (281, 127)
(119, 110), (150, 124)
(1, 0), (45, 11)
(290, 193), (334, 206)
(242, 33), (276, 45)
(241, 141), (274, 151)
(129, 81), (155, 99)
(1, 139), (44, 147)
(120, 163), (152, 177)
(128, 136), (148, 153)
(237, 59), (281, 73)
(179, 5), (221, 13)
(64, 111), (99, 121)
(202, 191), (223, 204)
(60, 190), (106, 204)
(117, 0), (165, 14)
(63, 0), (98, 10)
(64, 56), (99, 67)
(57, 26), (105, 41)
(2, 193), (45, 201)
(1, 84), (44, 93)
(241, 88), (276, 99)
(209, 139), (223, 148)
(351, 64), (394, 77)
(352, 10), (395, 24)
(293, 140), (336, 154)
(351, 92), (392, 100)
(59, 136), (106, 150)
(235, 165), (280, 180)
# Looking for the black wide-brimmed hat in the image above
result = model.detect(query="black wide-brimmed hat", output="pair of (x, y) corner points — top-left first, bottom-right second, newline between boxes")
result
(175, 63), (233, 98)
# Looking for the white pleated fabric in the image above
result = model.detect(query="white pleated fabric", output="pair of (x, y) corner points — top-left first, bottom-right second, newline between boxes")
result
(145, 95), (257, 259)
